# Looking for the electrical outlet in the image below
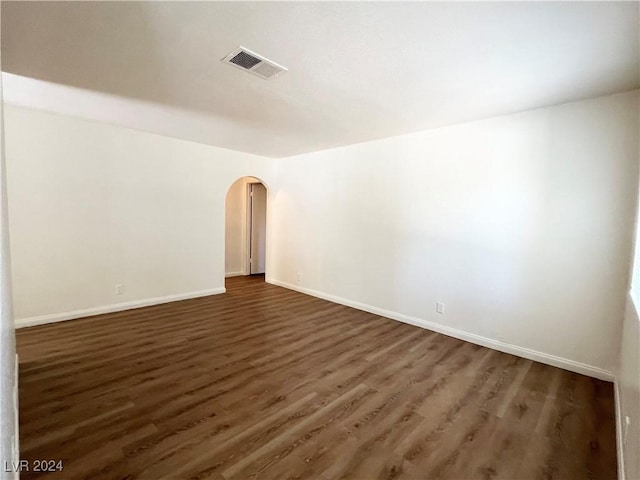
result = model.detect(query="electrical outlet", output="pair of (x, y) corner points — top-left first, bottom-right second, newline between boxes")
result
(115, 284), (125, 295)
(296, 272), (302, 284)
(436, 302), (445, 314)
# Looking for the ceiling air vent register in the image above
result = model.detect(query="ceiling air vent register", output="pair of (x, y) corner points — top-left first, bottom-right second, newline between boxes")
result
(222, 47), (287, 79)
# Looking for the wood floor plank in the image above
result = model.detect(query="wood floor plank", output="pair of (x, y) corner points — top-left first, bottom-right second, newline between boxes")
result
(15, 275), (617, 479)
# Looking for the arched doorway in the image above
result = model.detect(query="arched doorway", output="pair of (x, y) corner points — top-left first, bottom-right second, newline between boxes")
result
(224, 177), (268, 283)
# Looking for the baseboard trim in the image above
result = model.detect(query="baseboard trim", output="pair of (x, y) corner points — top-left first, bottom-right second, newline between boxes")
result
(225, 272), (244, 278)
(267, 279), (614, 382)
(614, 379), (626, 480)
(15, 287), (226, 329)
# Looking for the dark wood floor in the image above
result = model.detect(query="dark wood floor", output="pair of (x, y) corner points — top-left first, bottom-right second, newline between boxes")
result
(16, 275), (616, 480)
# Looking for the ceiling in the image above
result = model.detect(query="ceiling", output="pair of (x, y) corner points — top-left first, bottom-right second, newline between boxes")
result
(2, 1), (639, 158)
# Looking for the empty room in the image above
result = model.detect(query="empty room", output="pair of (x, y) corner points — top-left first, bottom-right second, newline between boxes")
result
(0, 1), (639, 479)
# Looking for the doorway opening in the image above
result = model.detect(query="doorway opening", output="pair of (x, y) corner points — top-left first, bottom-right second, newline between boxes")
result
(224, 177), (267, 285)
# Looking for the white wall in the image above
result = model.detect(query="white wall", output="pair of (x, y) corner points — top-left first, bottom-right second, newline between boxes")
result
(619, 296), (640, 480)
(0, 4), (19, 473)
(617, 91), (640, 480)
(4, 106), (275, 325)
(270, 90), (639, 378)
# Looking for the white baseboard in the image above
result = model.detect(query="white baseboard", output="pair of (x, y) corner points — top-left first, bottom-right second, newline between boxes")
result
(267, 279), (614, 382)
(225, 272), (244, 278)
(15, 287), (226, 329)
(614, 379), (626, 480)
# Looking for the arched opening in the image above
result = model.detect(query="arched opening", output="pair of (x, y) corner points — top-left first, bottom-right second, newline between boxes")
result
(224, 177), (268, 286)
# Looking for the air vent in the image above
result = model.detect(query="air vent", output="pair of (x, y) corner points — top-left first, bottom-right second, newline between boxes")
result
(222, 47), (287, 79)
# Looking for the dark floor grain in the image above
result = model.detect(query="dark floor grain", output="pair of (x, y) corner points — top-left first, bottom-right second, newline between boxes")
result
(16, 275), (617, 479)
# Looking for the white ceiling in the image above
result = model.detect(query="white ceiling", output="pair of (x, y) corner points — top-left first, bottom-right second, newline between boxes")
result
(2, 1), (639, 158)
